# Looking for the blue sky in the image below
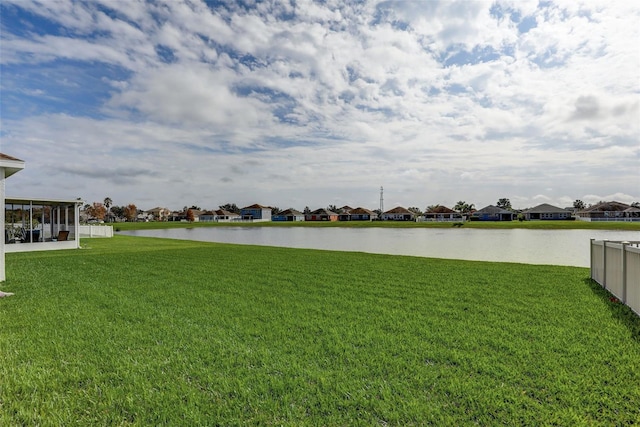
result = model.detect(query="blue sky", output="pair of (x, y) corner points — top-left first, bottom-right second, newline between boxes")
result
(1, 0), (638, 211)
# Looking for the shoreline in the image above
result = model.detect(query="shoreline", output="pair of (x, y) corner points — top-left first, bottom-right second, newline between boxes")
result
(113, 219), (640, 232)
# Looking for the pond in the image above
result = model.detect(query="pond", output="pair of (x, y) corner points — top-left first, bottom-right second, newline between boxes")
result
(120, 227), (639, 267)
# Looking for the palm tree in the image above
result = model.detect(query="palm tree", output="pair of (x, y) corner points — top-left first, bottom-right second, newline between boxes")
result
(104, 197), (112, 222)
(454, 201), (475, 220)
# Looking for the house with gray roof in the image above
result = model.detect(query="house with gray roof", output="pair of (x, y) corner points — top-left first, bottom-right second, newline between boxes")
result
(472, 205), (514, 221)
(240, 204), (272, 222)
(576, 201), (637, 221)
(272, 208), (305, 222)
(523, 203), (572, 220)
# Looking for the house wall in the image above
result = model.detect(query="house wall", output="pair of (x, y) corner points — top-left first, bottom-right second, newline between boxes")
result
(273, 214), (304, 221)
(350, 214), (371, 221)
(305, 214), (338, 221)
(527, 212), (571, 220)
(240, 208), (271, 222)
(382, 213), (413, 221)
(214, 215), (238, 222)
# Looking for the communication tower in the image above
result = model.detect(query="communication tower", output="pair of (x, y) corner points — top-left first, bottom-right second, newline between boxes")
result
(379, 186), (384, 213)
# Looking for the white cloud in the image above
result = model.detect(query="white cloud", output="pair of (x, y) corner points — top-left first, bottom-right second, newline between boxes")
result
(2, 0), (638, 211)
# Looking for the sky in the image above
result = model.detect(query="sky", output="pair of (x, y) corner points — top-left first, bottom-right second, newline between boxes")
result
(1, 0), (639, 212)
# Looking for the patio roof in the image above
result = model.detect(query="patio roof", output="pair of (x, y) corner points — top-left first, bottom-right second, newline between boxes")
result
(5, 197), (83, 206)
(0, 153), (25, 178)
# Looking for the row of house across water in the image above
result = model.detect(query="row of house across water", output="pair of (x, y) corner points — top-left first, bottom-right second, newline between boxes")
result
(138, 202), (640, 223)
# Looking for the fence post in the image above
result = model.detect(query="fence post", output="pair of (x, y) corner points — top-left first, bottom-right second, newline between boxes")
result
(602, 240), (608, 289)
(622, 242), (629, 304)
(590, 238), (594, 280)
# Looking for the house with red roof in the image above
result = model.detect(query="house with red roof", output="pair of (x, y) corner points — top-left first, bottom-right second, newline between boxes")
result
(381, 206), (415, 221)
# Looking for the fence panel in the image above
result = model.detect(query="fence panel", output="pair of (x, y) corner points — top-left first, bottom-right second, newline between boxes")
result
(625, 247), (640, 316)
(604, 242), (624, 298)
(591, 240), (640, 317)
(79, 225), (114, 238)
(590, 240), (604, 284)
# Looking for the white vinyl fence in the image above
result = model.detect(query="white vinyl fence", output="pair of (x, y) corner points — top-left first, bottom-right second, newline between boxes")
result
(590, 240), (640, 316)
(79, 225), (114, 238)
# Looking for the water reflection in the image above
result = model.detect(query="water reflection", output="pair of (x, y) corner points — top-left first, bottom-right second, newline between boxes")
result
(121, 227), (639, 267)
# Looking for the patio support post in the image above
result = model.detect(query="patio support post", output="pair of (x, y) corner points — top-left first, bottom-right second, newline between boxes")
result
(590, 238), (594, 281)
(74, 202), (80, 248)
(602, 240), (608, 289)
(29, 201), (33, 243)
(0, 171), (5, 282)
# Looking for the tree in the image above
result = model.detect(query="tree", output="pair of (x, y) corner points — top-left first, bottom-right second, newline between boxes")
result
(454, 201), (475, 213)
(219, 203), (240, 214)
(189, 205), (201, 211)
(327, 204), (338, 212)
(573, 200), (586, 210)
(496, 198), (512, 211)
(124, 204), (137, 222)
(104, 197), (112, 222)
(186, 209), (195, 222)
(632, 202), (640, 208)
(303, 206), (311, 214)
(408, 207), (423, 215)
(271, 207), (282, 215)
(87, 202), (107, 221)
(111, 205), (125, 220)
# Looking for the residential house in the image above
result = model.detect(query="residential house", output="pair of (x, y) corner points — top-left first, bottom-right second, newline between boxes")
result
(240, 204), (272, 222)
(623, 206), (640, 220)
(272, 208), (305, 222)
(333, 205), (355, 221)
(337, 206), (353, 221)
(422, 205), (463, 222)
(381, 206), (415, 221)
(145, 207), (171, 221)
(472, 205), (514, 221)
(576, 201), (638, 221)
(305, 208), (339, 221)
(347, 207), (378, 221)
(523, 203), (572, 220)
(2, 154), (81, 278)
(198, 210), (217, 222)
(169, 209), (204, 222)
(213, 209), (240, 222)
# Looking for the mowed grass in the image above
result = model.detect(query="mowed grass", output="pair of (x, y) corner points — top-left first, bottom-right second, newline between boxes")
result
(1, 236), (639, 425)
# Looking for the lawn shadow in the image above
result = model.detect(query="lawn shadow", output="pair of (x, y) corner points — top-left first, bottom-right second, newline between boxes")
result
(584, 278), (640, 341)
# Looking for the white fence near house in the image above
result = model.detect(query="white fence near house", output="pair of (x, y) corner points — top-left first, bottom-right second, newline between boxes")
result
(79, 225), (114, 238)
(590, 240), (640, 316)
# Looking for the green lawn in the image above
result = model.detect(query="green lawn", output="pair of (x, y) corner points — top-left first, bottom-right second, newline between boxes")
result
(114, 219), (640, 231)
(1, 236), (639, 425)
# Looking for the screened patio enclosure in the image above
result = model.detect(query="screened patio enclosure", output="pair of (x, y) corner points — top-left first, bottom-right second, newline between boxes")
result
(4, 197), (81, 252)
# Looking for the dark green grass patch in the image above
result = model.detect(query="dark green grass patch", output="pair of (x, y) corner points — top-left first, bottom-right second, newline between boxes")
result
(1, 236), (639, 425)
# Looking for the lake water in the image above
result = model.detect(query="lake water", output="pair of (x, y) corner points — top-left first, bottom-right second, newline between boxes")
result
(120, 227), (639, 267)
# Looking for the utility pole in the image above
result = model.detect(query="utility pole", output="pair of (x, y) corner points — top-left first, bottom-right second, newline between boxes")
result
(380, 186), (384, 213)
